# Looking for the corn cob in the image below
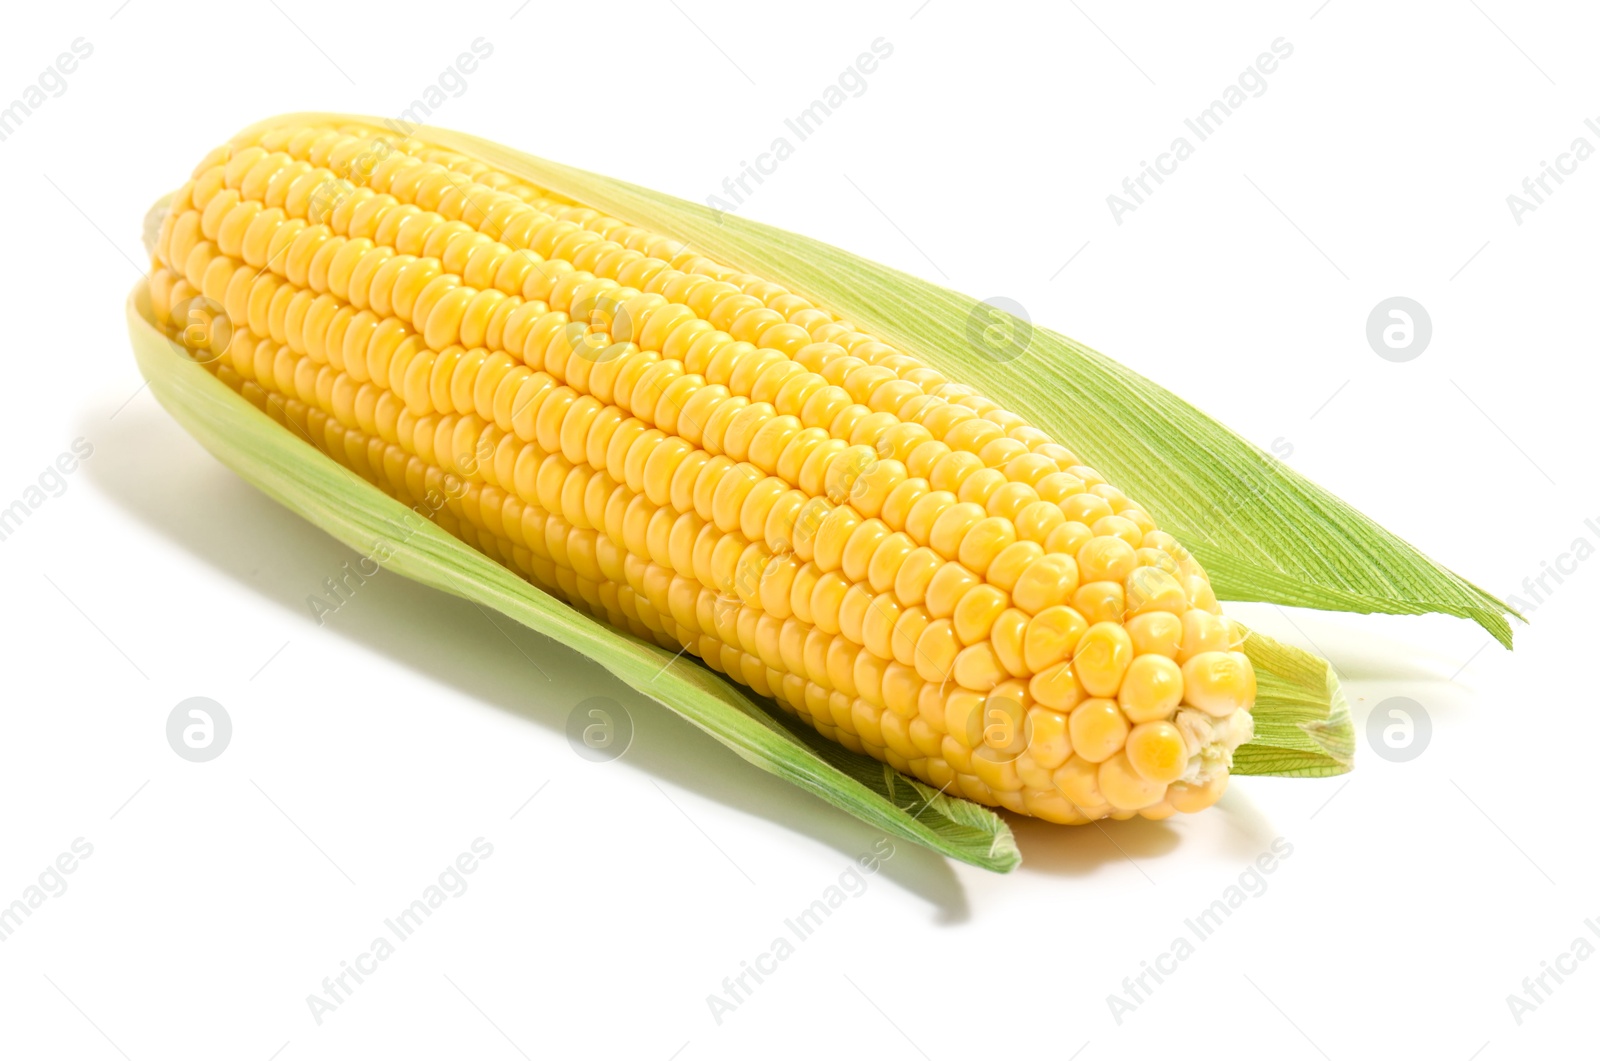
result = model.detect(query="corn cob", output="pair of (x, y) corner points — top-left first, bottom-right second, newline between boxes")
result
(147, 117), (1256, 824)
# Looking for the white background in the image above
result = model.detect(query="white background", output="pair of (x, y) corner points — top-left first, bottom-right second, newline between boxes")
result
(0, 1), (1592, 1058)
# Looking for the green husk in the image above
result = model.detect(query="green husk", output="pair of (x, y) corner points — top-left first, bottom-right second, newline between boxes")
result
(126, 113), (1508, 867)
(1235, 629), (1354, 777)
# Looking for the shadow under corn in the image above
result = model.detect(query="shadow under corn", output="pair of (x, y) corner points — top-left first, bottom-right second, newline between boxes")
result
(1007, 781), (1283, 880)
(84, 397), (970, 920)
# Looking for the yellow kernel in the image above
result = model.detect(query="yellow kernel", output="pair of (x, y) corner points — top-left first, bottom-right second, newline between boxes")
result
(924, 561), (979, 620)
(860, 594), (902, 660)
(1118, 653), (1184, 723)
(1014, 499), (1065, 544)
(1029, 660), (1085, 711)
(839, 518), (890, 583)
(1223, 617), (1247, 651)
(904, 489), (957, 546)
(1052, 756), (1109, 816)
(1072, 622), (1133, 697)
(977, 684), (1028, 755)
(1134, 547), (1180, 576)
(1126, 611), (1184, 658)
(985, 540), (1044, 593)
(1044, 519), (1092, 556)
(1076, 534), (1136, 583)
(1141, 529), (1181, 555)
(1090, 514), (1143, 548)
(983, 480), (1035, 519)
(929, 501), (986, 559)
(1067, 698), (1128, 763)
(893, 546), (944, 607)
(867, 531), (915, 594)
(1072, 580), (1125, 625)
(1032, 470), (1083, 502)
(788, 562), (822, 624)
(925, 448), (981, 492)
(826, 638), (860, 697)
(972, 748), (1024, 792)
(809, 572), (850, 635)
(880, 661), (920, 718)
(914, 619), (959, 683)
(1011, 553), (1079, 614)
(824, 444), (877, 503)
(1186, 574), (1221, 614)
(989, 607), (1030, 677)
(1138, 800), (1177, 821)
(812, 505), (861, 573)
(952, 583), (1009, 645)
(1005, 452), (1057, 486)
(1026, 707), (1072, 770)
(958, 516), (1017, 575)
(1119, 508), (1158, 537)
(908, 720), (944, 763)
(1098, 752), (1166, 811)
(1181, 651), (1257, 717)
(849, 456), (904, 519)
(890, 606), (930, 668)
(953, 641), (1006, 691)
(1125, 566), (1188, 615)
(956, 772), (995, 806)
(1023, 789), (1087, 824)
(1125, 721), (1188, 784)
(943, 688), (984, 749)
(1168, 774), (1229, 813)
(1022, 605), (1088, 672)
(1179, 608), (1231, 662)
(1061, 493), (1113, 525)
